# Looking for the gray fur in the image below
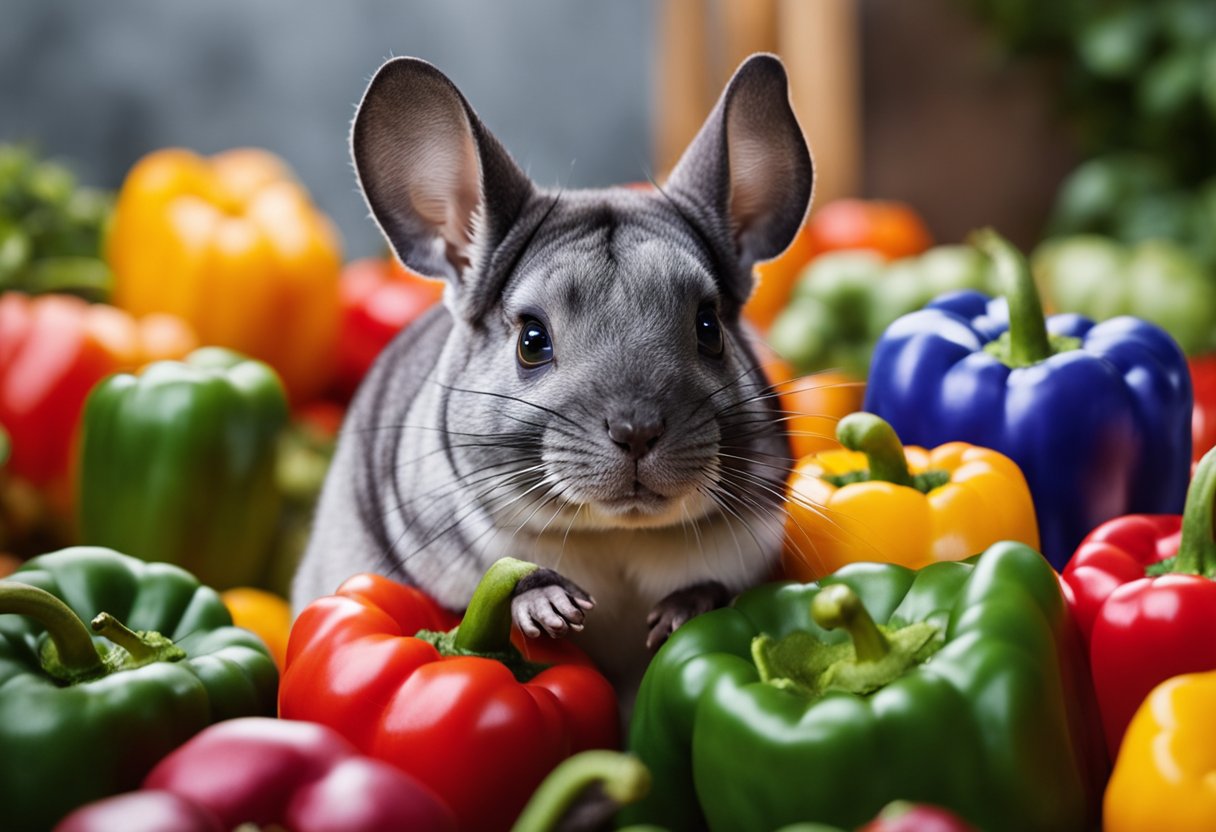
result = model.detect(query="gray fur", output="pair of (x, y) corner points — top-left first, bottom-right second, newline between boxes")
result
(294, 54), (813, 692)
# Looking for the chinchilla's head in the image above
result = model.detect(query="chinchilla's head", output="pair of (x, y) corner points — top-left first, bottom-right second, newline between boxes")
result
(352, 55), (812, 535)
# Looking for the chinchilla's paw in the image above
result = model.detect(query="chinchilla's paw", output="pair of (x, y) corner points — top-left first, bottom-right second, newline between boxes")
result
(646, 581), (731, 651)
(511, 568), (595, 639)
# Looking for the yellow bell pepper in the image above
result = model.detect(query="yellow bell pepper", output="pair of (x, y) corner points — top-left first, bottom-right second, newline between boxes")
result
(107, 148), (342, 402)
(782, 412), (1039, 581)
(1105, 671), (1216, 832)
(220, 587), (292, 670)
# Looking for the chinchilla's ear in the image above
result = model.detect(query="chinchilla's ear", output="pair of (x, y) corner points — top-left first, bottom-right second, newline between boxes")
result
(352, 57), (534, 288)
(664, 53), (813, 302)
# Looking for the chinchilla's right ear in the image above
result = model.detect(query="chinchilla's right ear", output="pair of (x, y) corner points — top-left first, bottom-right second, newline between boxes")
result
(352, 58), (534, 295)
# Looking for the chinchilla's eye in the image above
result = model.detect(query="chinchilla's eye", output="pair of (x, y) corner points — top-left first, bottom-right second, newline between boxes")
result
(517, 317), (554, 367)
(696, 304), (724, 357)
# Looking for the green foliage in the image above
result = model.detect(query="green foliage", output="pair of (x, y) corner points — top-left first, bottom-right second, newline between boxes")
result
(0, 145), (114, 300)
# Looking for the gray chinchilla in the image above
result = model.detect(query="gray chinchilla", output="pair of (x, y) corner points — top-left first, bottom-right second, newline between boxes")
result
(293, 53), (814, 694)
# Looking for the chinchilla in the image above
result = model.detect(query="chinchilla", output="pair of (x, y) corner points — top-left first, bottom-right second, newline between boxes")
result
(293, 53), (813, 694)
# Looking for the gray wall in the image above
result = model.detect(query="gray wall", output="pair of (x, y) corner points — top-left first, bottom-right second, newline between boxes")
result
(1, 0), (655, 257)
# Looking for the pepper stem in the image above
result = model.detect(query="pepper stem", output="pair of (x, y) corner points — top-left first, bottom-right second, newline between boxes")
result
(453, 557), (541, 654)
(91, 613), (156, 662)
(1173, 446), (1216, 577)
(973, 228), (1053, 366)
(836, 413), (913, 487)
(811, 584), (890, 662)
(0, 583), (104, 680)
(510, 751), (651, 832)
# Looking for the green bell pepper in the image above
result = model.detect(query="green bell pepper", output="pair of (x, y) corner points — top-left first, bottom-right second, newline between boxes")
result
(624, 542), (1101, 831)
(0, 546), (278, 831)
(78, 347), (288, 590)
(1033, 234), (1216, 355)
(768, 246), (997, 378)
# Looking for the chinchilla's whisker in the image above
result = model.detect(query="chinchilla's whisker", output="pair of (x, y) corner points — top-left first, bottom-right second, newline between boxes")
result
(396, 440), (542, 469)
(341, 422), (535, 439)
(675, 364), (766, 430)
(717, 467), (866, 554)
(714, 451), (797, 477)
(380, 460), (543, 526)
(555, 500), (585, 575)
(429, 379), (582, 428)
(696, 484), (753, 574)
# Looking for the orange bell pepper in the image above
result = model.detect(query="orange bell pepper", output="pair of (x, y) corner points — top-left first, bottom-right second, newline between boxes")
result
(221, 587), (292, 670)
(1105, 670), (1216, 832)
(107, 148), (342, 402)
(777, 372), (866, 460)
(0, 293), (195, 496)
(783, 412), (1039, 581)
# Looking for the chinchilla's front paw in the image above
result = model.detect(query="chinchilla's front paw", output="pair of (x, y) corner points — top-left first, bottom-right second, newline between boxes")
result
(511, 568), (595, 639)
(646, 581), (731, 651)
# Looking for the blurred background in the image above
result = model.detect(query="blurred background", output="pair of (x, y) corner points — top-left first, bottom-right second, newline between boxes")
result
(1, 0), (1123, 255)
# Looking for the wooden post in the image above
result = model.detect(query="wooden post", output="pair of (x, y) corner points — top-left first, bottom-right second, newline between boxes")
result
(779, 0), (861, 206)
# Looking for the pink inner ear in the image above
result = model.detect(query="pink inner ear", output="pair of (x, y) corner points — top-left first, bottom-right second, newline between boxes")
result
(403, 116), (481, 254)
(726, 110), (796, 236)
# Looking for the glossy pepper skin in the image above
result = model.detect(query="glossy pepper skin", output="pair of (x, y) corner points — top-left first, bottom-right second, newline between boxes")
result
(0, 292), (195, 492)
(0, 547), (278, 832)
(624, 541), (1101, 831)
(280, 558), (620, 832)
(1104, 671), (1216, 832)
(77, 347), (288, 590)
(107, 148), (342, 402)
(865, 230), (1192, 569)
(54, 717), (457, 832)
(1062, 445), (1216, 755)
(783, 412), (1038, 581)
(1190, 355), (1216, 467)
(769, 245), (994, 379)
(333, 256), (444, 400)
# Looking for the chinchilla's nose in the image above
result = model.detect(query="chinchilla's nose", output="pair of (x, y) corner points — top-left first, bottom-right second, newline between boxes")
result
(606, 407), (665, 460)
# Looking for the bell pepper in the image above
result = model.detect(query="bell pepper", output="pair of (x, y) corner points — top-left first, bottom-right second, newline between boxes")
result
(1061, 445), (1216, 755)
(0, 547), (278, 831)
(804, 199), (934, 261)
(106, 147), (342, 402)
(333, 256), (444, 400)
(769, 244), (995, 378)
(865, 229), (1192, 569)
(1033, 235), (1216, 356)
(53, 717), (457, 832)
(624, 541), (1101, 831)
(783, 413), (1038, 581)
(1191, 355), (1216, 467)
(77, 347), (288, 590)
(0, 292), (196, 493)
(280, 557), (619, 832)
(220, 587), (292, 670)
(1104, 670), (1216, 832)
(777, 372), (866, 460)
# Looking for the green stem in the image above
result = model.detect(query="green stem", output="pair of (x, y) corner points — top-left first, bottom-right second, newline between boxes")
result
(0, 583), (104, 679)
(453, 557), (540, 654)
(510, 751), (651, 832)
(1173, 446), (1216, 577)
(973, 228), (1052, 365)
(835, 413), (913, 487)
(811, 584), (890, 662)
(91, 613), (156, 662)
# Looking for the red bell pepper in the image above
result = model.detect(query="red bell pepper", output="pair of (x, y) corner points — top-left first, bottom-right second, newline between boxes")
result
(1191, 355), (1216, 468)
(1062, 445), (1216, 754)
(0, 293), (195, 492)
(332, 257), (444, 400)
(280, 557), (619, 831)
(53, 717), (457, 832)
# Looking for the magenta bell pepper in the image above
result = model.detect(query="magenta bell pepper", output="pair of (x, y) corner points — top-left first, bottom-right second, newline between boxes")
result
(53, 718), (457, 832)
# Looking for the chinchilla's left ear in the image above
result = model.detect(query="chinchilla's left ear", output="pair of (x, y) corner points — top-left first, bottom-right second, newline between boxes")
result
(664, 53), (813, 303)
(351, 57), (534, 296)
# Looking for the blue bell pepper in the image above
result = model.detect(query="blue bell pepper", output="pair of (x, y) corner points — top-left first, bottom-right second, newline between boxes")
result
(864, 229), (1192, 569)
